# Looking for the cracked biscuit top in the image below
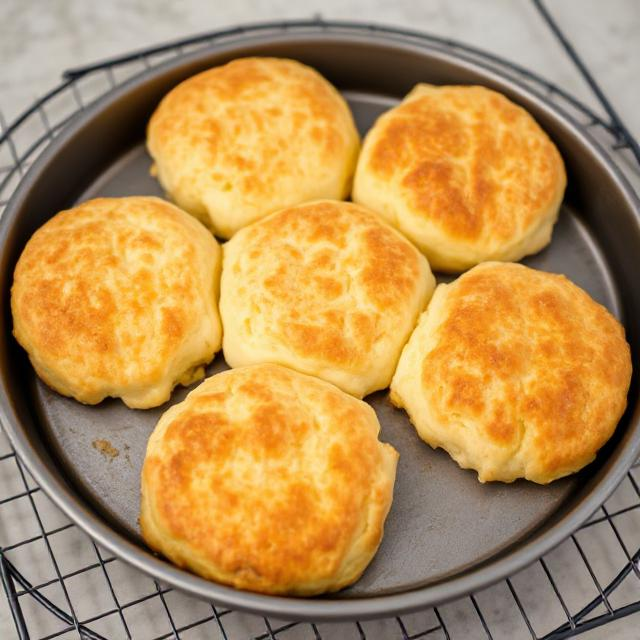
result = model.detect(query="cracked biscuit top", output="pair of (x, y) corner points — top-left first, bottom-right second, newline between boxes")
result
(353, 84), (567, 272)
(140, 363), (398, 595)
(11, 196), (222, 409)
(147, 57), (360, 238)
(390, 262), (631, 483)
(220, 200), (435, 398)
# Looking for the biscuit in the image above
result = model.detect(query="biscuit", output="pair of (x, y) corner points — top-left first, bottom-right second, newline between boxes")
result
(147, 57), (360, 238)
(220, 200), (435, 398)
(353, 84), (567, 272)
(140, 363), (398, 595)
(390, 262), (632, 483)
(11, 196), (222, 409)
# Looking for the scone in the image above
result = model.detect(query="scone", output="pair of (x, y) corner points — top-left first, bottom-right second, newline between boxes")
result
(390, 262), (632, 484)
(147, 57), (360, 238)
(11, 196), (222, 409)
(353, 84), (567, 272)
(140, 363), (398, 595)
(220, 200), (435, 398)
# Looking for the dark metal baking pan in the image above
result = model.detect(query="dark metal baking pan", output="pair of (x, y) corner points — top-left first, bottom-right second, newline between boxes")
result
(0, 25), (639, 622)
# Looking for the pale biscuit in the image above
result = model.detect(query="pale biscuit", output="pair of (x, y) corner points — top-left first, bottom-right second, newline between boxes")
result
(390, 262), (632, 483)
(140, 363), (398, 595)
(147, 57), (360, 238)
(353, 84), (567, 272)
(220, 200), (435, 398)
(11, 196), (222, 409)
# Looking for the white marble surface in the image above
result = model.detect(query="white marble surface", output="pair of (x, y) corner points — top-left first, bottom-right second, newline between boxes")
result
(0, 1), (639, 639)
(1, 0), (639, 137)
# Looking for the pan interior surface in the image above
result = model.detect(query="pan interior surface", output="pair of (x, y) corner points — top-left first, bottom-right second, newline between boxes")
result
(1, 33), (638, 618)
(33, 90), (618, 598)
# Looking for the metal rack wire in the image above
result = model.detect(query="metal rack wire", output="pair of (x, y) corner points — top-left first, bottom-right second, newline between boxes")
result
(1, 2), (640, 638)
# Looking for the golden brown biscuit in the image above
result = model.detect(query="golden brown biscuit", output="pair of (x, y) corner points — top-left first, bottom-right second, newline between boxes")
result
(140, 363), (398, 595)
(11, 196), (222, 409)
(390, 262), (632, 483)
(147, 57), (360, 238)
(353, 84), (567, 272)
(220, 200), (435, 398)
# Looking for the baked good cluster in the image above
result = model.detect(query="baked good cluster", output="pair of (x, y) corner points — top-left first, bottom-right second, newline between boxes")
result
(10, 57), (632, 597)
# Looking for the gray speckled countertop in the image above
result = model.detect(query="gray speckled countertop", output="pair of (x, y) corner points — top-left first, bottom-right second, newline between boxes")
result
(1, 1), (639, 639)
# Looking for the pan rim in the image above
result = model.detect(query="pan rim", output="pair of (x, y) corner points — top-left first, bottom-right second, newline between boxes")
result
(1, 24), (639, 621)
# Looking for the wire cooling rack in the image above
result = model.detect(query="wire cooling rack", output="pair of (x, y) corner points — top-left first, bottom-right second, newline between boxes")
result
(1, 3), (640, 639)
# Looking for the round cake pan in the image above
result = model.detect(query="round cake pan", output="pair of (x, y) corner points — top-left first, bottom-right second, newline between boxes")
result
(0, 25), (639, 622)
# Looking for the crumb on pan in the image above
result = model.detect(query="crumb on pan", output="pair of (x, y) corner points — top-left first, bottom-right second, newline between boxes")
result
(92, 438), (120, 460)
